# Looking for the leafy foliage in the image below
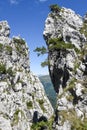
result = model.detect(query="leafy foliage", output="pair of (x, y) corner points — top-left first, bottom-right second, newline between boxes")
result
(13, 38), (26, 55)
(11, 109), (24, 126)
(38, 99), (45, 112)
(59, 109), (87, 130)
(12, 109), (20, 126)
(48, 38), (80, 53)
(0, 63), (14, 76)
(31, 116), (54, 130)
(41, 60), (49, 67)
(15, 42), (27, 56)
(5, 45), (12, 55)
(0, 64), (6, 74)
(58, 78), (77, 99)
(34, 37), (80, 67)
(49, 4), (61, 12)
(34, 46), (47, 56)
(6, 67), (14, 76)
(13, 38), (25, 45)
(26, 101), (33, 109)
(14, 38), (27, 56)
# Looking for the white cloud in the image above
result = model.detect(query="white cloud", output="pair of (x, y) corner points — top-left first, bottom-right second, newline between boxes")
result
(39, 0), (48, 2)
(9, 0), (18, 4)
(9, 0), (23, 4)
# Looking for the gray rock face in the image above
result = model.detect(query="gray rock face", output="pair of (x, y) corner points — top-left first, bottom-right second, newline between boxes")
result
(0, 21), (54, 130)
(44, 6), (87, 130)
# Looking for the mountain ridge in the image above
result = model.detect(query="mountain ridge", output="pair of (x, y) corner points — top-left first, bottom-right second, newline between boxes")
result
(39, 75), (56, 109)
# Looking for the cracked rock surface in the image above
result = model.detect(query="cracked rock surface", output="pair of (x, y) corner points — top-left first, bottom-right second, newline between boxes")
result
(44, 5), (87, 130)
(0, 21), (54, 130)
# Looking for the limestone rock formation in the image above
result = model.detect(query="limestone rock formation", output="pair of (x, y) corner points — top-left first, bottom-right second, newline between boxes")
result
(0, 21), (54, 130)
(44, 5), (87, 130)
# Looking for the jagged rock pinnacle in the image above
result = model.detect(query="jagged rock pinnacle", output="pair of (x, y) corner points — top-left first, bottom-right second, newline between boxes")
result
(44, 5), (87, 130)
(0, 21), (54, 130)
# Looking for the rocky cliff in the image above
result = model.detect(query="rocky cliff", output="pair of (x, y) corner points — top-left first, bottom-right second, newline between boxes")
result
(44, 5), (87, 130)
(0, 21), (54, 130)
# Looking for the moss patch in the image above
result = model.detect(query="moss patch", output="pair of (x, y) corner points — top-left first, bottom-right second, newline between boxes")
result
(26, 101), (33, 109)
(0, 64), (6, 74)
(38, 99), (45, 112)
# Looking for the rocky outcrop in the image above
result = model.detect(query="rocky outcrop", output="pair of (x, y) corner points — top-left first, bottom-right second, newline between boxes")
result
(44, 5), (87, 130)
(0, 21), (54, 130)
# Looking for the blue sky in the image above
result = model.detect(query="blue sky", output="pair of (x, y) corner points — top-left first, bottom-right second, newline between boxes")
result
(0, 0), (87, 75)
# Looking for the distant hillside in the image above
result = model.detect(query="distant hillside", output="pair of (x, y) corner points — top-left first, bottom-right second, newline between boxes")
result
(39, 75), (56, 109)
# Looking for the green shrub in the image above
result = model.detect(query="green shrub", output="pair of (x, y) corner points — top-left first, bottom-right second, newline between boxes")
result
(0, 43), (3, 50)
(0, 64), (14, 76)
(48, 38), (80, 54)
(31, 121), (48, 130)
(50, 4), (61, 12)
(66, 95), (74, 102)
(38, 99), (45, 112)
(34, 46), (47, 56)
(73, 62), (80, 73)
(6, 67), (14, 76)
(0, 64), (6, 74)
(11, 109), (24, 126)
(13, 38), (25, 45)
(41, 60), (50, 67)
(38, 99), (44, 104)
(59, 109), (87, 130)
(31, 116), (54, 130)
(26, 101), (33, 109)
(34, 38), (80, 68)
(13, 38), (26, 55)
(14, 39), (27, 56)
(5, 45), (12, 55)
(11, 109), (20, 126)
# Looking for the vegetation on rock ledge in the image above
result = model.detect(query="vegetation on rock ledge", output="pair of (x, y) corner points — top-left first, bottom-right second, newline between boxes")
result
(31, 116), (54, 130)
(50, 4), (61, 13)
(34, 37), (80, 67)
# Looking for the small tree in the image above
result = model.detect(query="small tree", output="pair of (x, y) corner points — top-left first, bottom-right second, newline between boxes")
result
(49, 4), (61, 13)
(34, 46), (49, 67)
(34, 46), (47, 56)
